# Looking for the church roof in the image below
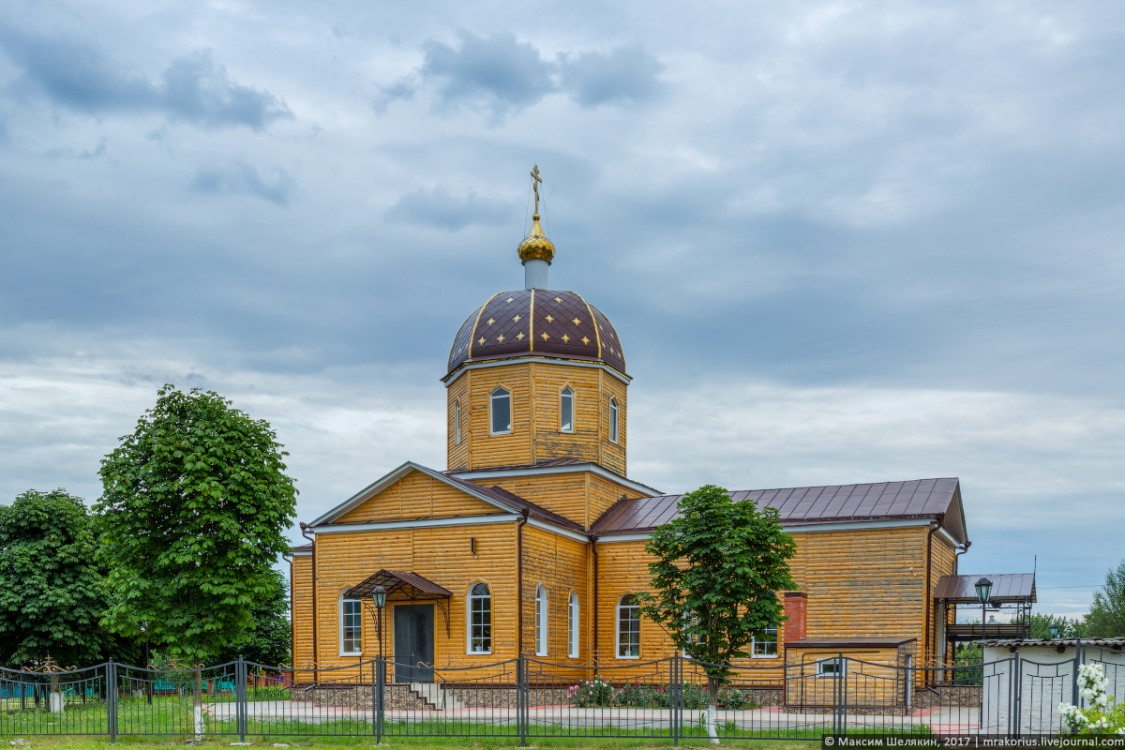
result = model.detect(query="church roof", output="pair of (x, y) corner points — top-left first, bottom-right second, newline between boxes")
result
(446, 289), (625, 378)
(592, 477), (967, 543)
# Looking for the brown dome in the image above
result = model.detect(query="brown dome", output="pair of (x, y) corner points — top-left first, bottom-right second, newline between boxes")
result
(447, 289), (625, 378)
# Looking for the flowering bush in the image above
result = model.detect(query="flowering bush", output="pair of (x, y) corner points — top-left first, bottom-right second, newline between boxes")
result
(1058, 663), (1125, 735)
(568, 675), (613, 707)
(566, 677), (759, 710)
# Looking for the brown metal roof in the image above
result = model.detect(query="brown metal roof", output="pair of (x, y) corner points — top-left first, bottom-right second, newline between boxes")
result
(346, 570), (452, 600)
(592, 478), (965, 541)
(933, 573), (1036, 603)
(979, 638), (1125, 648)
(290, 543), (312, 553)
(787, 637), (917, 649)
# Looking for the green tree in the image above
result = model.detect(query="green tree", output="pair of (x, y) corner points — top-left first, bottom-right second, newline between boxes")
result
(1021, 612), (1085, 639)
(637, 484), (796, 743)
(96, 385), (297, 733)
(1086, 560), (1125, 637)
(0, 490), (109, 668)
(217, 569), (291, 666)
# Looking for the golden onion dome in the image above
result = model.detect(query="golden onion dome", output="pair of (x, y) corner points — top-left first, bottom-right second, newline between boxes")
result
(517, 213), (555, 264)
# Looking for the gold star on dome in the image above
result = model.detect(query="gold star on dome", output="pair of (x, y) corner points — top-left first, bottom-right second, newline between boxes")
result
(562, 334), (570, 343)
(487, 317), (495, 326)
(477, 337), (486, 346)
(545, 314), (554, 323)
(506, 297), (514, 303)
(513, 314), (522, 322)
(517, 331), (525, 341)
(540, 332), (549, 341)
(497, 334), (506, 343)
(581, 336), (590, 345)
(572, 317), (581, 326)
(554, 296), (562, 303)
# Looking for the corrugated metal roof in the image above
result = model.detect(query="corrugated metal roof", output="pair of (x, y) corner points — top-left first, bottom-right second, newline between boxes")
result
(346, 570), (452, 599)
(979, 638), (1125, 648)
(592, 478), (964, 540)
(933, 573), (1036, 603)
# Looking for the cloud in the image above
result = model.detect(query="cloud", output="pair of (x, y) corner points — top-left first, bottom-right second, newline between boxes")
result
(0, 28), (292, 130)
(419, 31), (556, 115)
(190, 161), (296, 206)
(386, 187), (511, 230)
(558, 46), (664, 106)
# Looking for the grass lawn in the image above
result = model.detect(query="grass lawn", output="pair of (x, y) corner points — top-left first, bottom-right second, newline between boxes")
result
(5, 739), (817, 750)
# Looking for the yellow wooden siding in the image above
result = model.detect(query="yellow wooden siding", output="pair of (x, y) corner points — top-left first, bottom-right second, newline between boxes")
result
(521, 526), (589, 666)
(335, 470), (502, 524)
(598, 373), (627, 476)
(290, 555), (314, 669)
(929, 535), (959, 666)
(303, 523), (518, 676)
(587, 473), (646, 525)
(529, 363), (602, 465)
(484, 472), (588, 528)
(466, 365), (533, 469)
(793, 527), (929, 641)
(784, 644), (914, 706)
(446, 375), (469, 471)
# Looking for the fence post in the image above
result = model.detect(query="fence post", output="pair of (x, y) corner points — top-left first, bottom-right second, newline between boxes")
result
(236, 657), (248, 742)
(1009, 653), (1021, 737)
(106, 659), (117, 742)
(375, 657), (385, 744)
(671, 653), (680, 745)
(1072, 638), (1082, 707)
(517, 655), (527, 748)
(838, 652), (847, 737)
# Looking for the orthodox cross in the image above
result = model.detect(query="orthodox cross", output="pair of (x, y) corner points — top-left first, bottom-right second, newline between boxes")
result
(530, 164), (542, 214)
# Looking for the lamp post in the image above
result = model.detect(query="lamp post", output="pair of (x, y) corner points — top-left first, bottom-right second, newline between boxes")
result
(371, 586), (387, 681)
(1049, 623), (1060, 639)
(975, 577), (993, 639)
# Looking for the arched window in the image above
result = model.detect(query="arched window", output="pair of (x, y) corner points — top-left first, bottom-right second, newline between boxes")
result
(454, 400), (462, 445)
(609, 397), (619, 444)
(559, 387), (574, 433)
(468, 583), (491, 654)
(616, 594), (640, 658)
(340, 595), (362, 656)
(568, 591), (580, 658)
(535, 585), (548, 656)
(490, 387), (511, 435)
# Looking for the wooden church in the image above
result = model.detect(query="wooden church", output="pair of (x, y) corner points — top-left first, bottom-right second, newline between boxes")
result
(290, 171), (1029, 685)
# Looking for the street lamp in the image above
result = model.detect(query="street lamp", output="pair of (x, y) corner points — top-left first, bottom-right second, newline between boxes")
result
(371, 586), (387, 679)
(1049, 623), (1060, 639)
(975, 577), (993, 639)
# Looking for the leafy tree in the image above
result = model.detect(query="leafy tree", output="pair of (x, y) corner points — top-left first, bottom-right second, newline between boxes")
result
(96, 385), (297, 733)
(1021, 612), (1085, 639)
(637, 484), (796, 743)
(1086, 560), (1125, 637)
(0, 489), (109, 668)
(216, 568), (291, 666)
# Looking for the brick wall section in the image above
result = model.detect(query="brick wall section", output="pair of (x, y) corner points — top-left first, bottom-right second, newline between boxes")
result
(783, 592), (807, 645)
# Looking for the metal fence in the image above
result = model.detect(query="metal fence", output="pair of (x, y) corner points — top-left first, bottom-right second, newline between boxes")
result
(0, 646), (1116, 743)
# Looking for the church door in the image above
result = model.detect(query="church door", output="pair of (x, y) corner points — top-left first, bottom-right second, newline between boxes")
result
(393, 604), (435, 682)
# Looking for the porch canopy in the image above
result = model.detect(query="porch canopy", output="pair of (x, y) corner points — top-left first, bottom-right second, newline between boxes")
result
(346, 569), (453, 636)
(934, 573), (1036, 641)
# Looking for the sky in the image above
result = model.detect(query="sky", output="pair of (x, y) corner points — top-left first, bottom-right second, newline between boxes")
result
(1, 1), (1123, 619)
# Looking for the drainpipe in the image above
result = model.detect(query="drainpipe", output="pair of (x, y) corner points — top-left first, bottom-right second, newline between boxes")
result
(516, 509), (529, 657)
(590, 535), (599, 672)
(299, 522), (318, 684)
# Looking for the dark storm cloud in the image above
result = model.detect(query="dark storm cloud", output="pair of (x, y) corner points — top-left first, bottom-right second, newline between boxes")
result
(190, 161), (296, 206)
(386, 187), (511, 230)
(399, 31), (663, 116)
(0, 27), (292, 130)
(420, 31), (556, 114)
(557, 46), (664, 106)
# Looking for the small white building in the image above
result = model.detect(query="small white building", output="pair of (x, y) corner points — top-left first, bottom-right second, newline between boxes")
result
(979, 638), (1125, 735)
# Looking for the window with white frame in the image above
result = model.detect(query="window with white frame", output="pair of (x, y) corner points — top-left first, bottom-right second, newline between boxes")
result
(752, 626), (778, 657)
(609, 397), (619, 443)
(560, 387), (574, 433)
(490, 387), (511, 435)
(468, 583), (492, 653)
(817, 657), (845, 677)
(340, 597), (362, 655)
(568, 591), (580, 658)
(535, 585), (548, 656)
(454, 400), (462, 445)
(616, 594), (640, 658)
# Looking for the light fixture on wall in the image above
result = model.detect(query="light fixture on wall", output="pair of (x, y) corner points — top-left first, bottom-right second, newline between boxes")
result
(470, 537), (477, 556)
